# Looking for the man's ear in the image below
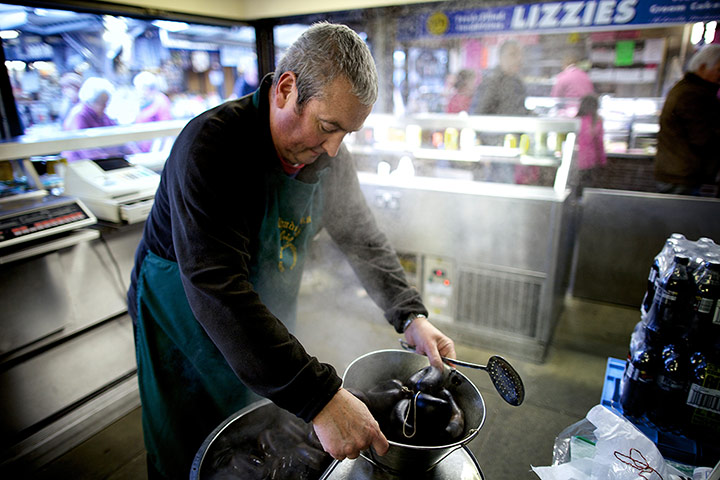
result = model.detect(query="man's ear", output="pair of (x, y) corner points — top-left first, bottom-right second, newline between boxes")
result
(274, 71), (296, 108)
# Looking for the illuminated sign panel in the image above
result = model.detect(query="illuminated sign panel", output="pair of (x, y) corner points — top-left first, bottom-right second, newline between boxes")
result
(398, 1), (720, 40)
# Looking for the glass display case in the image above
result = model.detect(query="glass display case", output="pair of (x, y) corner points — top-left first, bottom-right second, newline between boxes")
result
(526, 95), (663, 156)
(346, 113), (579, 362)
(347, 113), (579, 194)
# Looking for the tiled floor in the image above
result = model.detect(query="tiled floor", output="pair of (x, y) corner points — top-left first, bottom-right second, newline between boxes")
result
(30, 264), (641, 479)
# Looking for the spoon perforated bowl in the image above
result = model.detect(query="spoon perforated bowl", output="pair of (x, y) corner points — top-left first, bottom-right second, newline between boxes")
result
(399, 339), (525, 406)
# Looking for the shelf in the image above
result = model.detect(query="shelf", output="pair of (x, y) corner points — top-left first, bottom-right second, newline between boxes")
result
(0, 119), (188, 161)
(348, 143), (561, 167)
(363, 113), (579, 135)
(351, 113), (577, 194)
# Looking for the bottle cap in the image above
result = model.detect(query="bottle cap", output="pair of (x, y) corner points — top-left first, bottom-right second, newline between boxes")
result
(674, 254), (690, 265)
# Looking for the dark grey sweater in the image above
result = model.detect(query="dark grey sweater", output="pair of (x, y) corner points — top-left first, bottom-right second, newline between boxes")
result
(127, 74), (426, 422)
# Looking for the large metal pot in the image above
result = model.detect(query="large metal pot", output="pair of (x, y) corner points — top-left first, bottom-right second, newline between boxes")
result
(190, 399), (332, 480)
(342, 349), (486, 473)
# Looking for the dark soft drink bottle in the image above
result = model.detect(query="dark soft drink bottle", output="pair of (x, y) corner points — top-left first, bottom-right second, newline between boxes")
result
(620, 341), (659, 419)
(647, 343), (689, 432)
(642, 238), (688, 318)
(645, 254), (693, 344)
(642, 251), (663, 318)
(692, 260), (720, 330)
(642, 238), (681, 317)
(684, 260), (720, 439)
(687, 260), (720, 348)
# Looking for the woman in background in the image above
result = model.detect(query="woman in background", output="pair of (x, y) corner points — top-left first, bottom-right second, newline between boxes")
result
(574, 94), (606, 196)
(63, 77), (137, 161)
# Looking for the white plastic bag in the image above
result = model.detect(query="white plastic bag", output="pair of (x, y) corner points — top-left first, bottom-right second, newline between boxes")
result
(532, 405), (670, 480)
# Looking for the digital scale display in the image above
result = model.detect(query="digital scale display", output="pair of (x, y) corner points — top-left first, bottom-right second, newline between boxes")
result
(0, 194), (96, 248)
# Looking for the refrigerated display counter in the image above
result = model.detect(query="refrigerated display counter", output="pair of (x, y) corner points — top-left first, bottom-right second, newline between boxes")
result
(348, 113), (579, 362)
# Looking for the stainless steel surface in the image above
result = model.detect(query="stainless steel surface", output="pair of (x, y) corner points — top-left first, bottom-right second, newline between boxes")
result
(3, 373), (140, 471)
(399, 340), (525, 406)
(0, 252), (70, 355)
(358, 173), (574, 362)
(1, 222), (143, 469)
(59, 222), (143, 330)
(0, 315), (137, 444)
(342, 350), (485, 474)
(319, 445), (483, 479)
(571, 188), (720, 307)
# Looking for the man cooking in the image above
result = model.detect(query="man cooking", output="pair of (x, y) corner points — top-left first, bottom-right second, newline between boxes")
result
(127, 22), (456, 479)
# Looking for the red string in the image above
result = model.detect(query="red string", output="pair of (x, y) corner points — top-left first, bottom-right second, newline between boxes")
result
(613, 448), (663, 480)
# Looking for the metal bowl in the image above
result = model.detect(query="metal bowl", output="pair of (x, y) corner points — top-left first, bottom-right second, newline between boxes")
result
(342, 349), (486, 473)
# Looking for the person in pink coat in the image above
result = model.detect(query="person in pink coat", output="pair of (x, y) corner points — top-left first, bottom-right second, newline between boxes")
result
(574, 94), (606, 196)
(552, 53), (594, 99)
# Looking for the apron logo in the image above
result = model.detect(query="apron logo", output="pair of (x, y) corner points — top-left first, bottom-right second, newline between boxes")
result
(277, 216), (312, 272)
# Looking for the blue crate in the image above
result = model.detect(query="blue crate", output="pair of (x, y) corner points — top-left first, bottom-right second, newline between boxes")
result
(603, 357), (720, 467)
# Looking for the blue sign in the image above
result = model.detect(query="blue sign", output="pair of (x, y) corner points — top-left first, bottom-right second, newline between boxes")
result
(398, 0), (720, 40)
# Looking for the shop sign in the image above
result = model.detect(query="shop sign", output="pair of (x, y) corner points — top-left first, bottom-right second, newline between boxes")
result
(398, 0), (720, 40)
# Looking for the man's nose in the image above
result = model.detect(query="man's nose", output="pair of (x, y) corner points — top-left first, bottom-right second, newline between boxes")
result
(322, 132), (346, 157)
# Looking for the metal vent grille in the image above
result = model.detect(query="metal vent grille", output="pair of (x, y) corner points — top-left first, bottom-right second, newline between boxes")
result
(456, 267), (544, 338)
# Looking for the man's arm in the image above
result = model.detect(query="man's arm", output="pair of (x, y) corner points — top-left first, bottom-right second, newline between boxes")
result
(321, 146), (456, 366)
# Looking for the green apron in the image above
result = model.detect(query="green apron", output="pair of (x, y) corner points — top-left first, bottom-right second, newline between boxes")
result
(134, 167), (326, 479)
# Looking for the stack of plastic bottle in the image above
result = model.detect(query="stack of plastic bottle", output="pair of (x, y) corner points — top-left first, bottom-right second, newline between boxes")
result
(620, 234), (720, 442)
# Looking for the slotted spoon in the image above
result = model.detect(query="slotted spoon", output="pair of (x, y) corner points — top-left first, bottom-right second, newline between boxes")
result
(399, 339), (525, 406)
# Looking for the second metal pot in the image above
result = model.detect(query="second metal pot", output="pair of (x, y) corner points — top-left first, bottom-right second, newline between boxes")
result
(342, 349), (486, 474)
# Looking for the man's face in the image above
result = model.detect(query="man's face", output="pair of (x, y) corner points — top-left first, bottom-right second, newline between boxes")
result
(269, 72), (372, 166)
(698, 60), (720, 84)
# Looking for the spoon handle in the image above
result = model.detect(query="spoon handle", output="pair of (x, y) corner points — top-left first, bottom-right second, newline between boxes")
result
(398, 339), (488, 370)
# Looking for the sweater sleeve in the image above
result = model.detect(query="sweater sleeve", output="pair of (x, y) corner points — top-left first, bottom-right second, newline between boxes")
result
(163, 106), (341, 422)
(322, 146), (427, 332)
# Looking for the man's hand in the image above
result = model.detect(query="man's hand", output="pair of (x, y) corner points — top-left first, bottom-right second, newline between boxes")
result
(404, 316), (456, 369)
(312, 388), (389, 460)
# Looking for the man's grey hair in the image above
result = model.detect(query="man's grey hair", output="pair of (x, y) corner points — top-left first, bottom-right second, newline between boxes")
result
(688, 44), (720, 73)
(273, 22), (378, 110)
